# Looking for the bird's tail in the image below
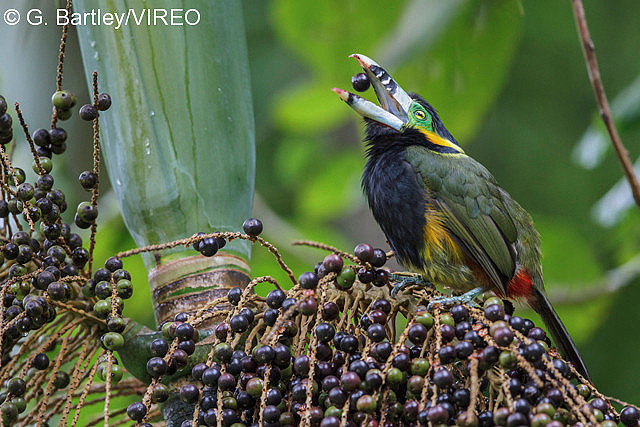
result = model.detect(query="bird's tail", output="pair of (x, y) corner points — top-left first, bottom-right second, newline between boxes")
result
(528, 287), (591, 382)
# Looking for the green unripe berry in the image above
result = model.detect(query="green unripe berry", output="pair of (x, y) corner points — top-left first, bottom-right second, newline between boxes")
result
(52, 90), (74, 110)
(101, 332), (124, 350)
(76, 201), (98, 222)
(415, 312), (434, 329)
(336, 266), (356, 289)
(484, 297), (504, 308)
(33, 157), (53, 174)
(93, 300), (111, 318)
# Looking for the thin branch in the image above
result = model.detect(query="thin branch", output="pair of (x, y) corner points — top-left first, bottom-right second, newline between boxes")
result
(571, 0), (640, 207)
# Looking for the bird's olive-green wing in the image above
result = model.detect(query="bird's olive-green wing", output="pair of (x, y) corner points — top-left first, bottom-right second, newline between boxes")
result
(407, 147), (518, 292)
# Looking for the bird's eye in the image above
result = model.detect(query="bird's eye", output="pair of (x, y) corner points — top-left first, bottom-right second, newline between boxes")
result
(414, 110), (426, 120)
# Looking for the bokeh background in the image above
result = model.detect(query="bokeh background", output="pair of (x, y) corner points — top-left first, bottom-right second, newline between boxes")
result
(2, 0), (639, 404)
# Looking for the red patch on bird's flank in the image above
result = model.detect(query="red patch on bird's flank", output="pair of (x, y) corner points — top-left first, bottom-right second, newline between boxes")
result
(507, 268), (533, 298)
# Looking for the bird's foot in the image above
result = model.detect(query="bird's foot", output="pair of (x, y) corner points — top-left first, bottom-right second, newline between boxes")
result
(427, 287), (484, 311)
(389, 273), (433, 297)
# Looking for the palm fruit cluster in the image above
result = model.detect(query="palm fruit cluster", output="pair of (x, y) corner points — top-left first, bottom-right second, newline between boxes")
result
(0, 84), (127, 426)
(124, 228), (635, 427)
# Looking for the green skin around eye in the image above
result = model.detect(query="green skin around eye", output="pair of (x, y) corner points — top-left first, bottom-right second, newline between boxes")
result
(407, 103), (434, 132)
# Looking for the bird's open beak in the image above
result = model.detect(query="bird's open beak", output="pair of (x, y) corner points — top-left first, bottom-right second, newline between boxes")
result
(332, 54), (413, 132)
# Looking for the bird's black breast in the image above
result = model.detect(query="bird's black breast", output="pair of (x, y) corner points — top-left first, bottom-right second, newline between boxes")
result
(362, 148), (426, 269)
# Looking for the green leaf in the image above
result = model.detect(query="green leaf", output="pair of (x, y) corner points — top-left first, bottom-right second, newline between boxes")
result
(297, 151), (364, 221)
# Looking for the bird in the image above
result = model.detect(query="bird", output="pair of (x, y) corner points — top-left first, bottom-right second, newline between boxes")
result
(332, 53), (590, 381)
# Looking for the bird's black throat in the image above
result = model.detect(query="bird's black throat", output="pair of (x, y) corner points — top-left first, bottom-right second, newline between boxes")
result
(361, 139), (427, 270)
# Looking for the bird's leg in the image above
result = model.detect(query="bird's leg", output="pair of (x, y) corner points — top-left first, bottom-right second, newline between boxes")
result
(389, 272), (434, 297)
(427, 287), (484, 311)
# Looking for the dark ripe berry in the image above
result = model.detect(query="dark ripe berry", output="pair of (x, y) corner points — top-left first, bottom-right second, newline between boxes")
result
(492, 326), (514, 346)
(455, 321), (471, 339)
(484, 304), (505, 321)
(589, 398), (607, 413)
(107, 316), (126, 332)
(263, 405), (280, 423)
(351, 73), (370, 92)
(433, 367), (454, 388)
(293, 355), (310, 376)
(374, 342), (392, 361)
(218, 373), (235, 391)
(372, 269), (390, 287)
(453, 388), (471, 408)
(3, 243), (18, 260)
(523, 342), (545, 362)
(254, 345), (275, 364)
(95, 281), (112, 299)
(79, 104), (98, 121)
(480, 346), (500, 366)
(7, 378), (26, 396)
(202, 367), (221, 387)
(440, 324), (456, 342)
(79, 171), (98, 190)
(127, 402), (147, 421)
(227, 287), (242, 305)
(263, 308), (278, 326)
(369, 312), (386, 327)
(508, 378), (522, 396)
(239, 307), (254, 324)
(552, 359), (569, 377)
(408, 323), (428, 344)
(372, 298), (391, 314)
(179, 383), (199, 404)
(300, 297), (317, 315)
(146, 357), (168, 377)
(199, 237), (218, 257)
(340, 334), (359, 353)
(322, 301), (339, 320)
(0, 114), (12, 131)
(53, 371), (70, 389)
(370, 248), (387, 267)
(171, 349), (189, 369)
(112, 269), (131, 282)
(176, 323), (195, 341)
(104, 256), (123, 272)
(47, 281), (67, 301)
(242, 218), (263, 236)
(93, 268), (111, 283)
(32, 353), (50, 370)
(298, 271), (319, 289)
(620, 406), (640, 426)
(16, 245), (33, 264)
(49, 127), (67, 145)
(450, 304), (469, 322)
(150, 338), (169, 357)
(315, 322), (335, 343)
(513, 398), (530, 414)
(0, 96), (6, 115)
(428, 405), (449, 424)
(366, 323), (386, 342)
(97, 93), (112, 111)
(527, 327), (547, 341)
(353, 243), (373, 262)
(281, 297), (296, 314)
(266, 289), (286, 308)
(455, 341), (474, 359)
(357, 267), (373, 283)
(322, 253), (343, 273)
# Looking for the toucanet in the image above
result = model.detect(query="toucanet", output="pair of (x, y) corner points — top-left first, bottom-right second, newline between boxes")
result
(333, 54), (590, 381)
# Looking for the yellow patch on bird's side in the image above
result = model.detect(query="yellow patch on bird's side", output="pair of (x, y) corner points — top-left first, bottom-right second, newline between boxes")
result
(418, 129), (464, 154)
(421, 207), (464, 264)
